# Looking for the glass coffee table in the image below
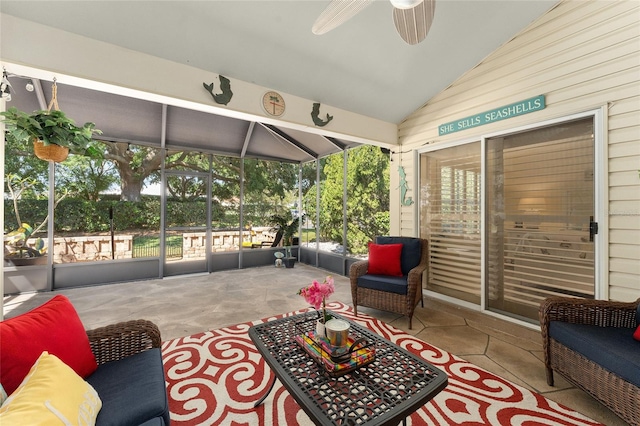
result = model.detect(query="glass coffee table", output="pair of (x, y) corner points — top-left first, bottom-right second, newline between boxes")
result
(248, 310), (448, 425)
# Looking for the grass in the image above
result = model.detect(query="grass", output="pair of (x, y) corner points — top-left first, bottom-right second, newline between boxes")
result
(133, 235), (182, 258)
(300, 229), (316, 243)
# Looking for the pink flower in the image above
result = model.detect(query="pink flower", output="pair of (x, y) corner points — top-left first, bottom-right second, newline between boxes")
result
(298, 276), (335, 311)
(322, 276), (335, 296)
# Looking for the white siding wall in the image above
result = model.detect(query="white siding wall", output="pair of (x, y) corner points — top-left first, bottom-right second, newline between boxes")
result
(395, 0), (640, 301)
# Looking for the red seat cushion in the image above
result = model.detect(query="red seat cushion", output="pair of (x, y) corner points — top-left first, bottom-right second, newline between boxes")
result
(367, 242), (403, 276)
(0, 295), (97, 395)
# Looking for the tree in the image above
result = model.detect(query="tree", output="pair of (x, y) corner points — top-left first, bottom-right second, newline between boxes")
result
(3, 135), (49, 187)
(4, 174), (45, 231)
(54, 155), (118, 201)
(242, 159), (299, 225)
(345, 146), (390, 254)
(303, 146), (389, 254)
(4, 173), (71, 258)
(3, 139), (50, 234)
(100, 143), (301, 205)
(102, 142), (163, 202)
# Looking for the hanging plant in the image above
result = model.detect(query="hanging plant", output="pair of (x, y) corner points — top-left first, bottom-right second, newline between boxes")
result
(0, 81), (102, 162)
(1, 107), (103, 161)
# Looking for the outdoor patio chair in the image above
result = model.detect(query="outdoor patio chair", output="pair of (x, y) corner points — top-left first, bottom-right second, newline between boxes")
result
(539, 296), (640, 424)
(350, 236), (429, 329)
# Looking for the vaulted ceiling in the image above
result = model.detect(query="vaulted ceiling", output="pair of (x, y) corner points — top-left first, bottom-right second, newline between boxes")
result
(1, 0), (558, 162)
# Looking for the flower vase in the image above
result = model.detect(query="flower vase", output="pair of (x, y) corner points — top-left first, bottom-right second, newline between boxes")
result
(316, 319), (326, 338)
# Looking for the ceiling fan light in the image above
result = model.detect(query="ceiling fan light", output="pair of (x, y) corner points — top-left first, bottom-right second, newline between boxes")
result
(390, 0), (423, 10)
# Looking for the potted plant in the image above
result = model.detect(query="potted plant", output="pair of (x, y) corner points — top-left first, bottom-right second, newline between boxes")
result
(269, 212), (304, 268)
(0, 106), (103, 162)
(3, 174), (69, 266)
(4, 223), (47, 266)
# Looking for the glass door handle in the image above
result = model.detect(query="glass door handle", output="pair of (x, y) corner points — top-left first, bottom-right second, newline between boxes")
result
(589, 216), (598, 242)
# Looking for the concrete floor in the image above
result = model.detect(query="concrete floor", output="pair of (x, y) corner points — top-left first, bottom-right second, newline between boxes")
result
(3, 264), (626, 425)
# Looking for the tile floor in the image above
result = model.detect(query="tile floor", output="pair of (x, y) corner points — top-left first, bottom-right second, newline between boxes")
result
(2, 264), (626, 425)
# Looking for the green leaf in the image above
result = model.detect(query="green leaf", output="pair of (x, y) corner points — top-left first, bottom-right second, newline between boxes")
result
(2, 107), (102, 157)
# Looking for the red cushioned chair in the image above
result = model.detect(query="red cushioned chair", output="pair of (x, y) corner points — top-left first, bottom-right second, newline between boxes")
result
(350, 236), (429, 329)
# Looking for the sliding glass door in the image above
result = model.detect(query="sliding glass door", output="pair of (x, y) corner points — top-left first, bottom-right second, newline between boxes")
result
(420, 143), (482, 304)
(485, 117), (595, 320)
(420, 116), (596, 322)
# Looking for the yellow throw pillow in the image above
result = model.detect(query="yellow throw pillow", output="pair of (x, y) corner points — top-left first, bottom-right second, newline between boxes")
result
(0, 351), (102, 425)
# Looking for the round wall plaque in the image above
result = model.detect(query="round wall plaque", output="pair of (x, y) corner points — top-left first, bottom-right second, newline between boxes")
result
(262, 91), (286, 117)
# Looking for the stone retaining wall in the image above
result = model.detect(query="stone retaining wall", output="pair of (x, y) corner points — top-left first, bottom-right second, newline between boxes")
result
(53, 235), (133, 263)
(50, 228), (276, 263)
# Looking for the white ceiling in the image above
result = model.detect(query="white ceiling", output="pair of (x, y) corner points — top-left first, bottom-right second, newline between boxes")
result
(0, 0), (558, 124)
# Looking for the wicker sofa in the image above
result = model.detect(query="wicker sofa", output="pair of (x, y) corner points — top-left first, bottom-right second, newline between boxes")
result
(539, 297), (640, 425)
(0, 294), (170, 425)
(350, 236), (429, 329)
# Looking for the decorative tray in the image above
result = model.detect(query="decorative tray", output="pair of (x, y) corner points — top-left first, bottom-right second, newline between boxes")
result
(294, 326), (375, 377)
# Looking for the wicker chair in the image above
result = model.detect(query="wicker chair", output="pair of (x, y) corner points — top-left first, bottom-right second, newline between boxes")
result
(350, 237), (429, 329)
(85, 319), (170, 425)
(539, 297), (640, 425)
(86, 319), (162, 365)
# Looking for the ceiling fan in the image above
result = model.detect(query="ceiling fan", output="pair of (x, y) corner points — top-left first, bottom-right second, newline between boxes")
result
(312, 0), (436, 45)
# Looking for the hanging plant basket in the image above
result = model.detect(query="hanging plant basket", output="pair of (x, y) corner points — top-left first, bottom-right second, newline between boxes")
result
(1, 78), (102, 162)
(33, 139), (69, 163)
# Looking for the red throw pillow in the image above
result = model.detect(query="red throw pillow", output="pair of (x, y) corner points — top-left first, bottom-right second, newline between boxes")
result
(367, 242), (403, 276)
(634, 325), (640, 342)
(0, 295), (97, 395)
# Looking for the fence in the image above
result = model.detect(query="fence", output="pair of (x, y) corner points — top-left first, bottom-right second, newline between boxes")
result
(132, 239), (183, 259)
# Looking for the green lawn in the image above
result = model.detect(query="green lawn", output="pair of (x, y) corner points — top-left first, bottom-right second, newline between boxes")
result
(300, 229), (316, 243)
(133, 235), (182, 258)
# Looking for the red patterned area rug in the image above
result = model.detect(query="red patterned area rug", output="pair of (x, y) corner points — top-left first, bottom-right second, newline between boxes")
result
(162, 301), (602, 426)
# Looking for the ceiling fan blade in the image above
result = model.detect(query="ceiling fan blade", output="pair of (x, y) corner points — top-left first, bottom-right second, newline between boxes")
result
(312, 0), (374, 35)
(392, 0), (436, 45)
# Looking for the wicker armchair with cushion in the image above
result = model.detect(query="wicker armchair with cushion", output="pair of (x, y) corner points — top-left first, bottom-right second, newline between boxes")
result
(539, 296), (640, 425)
(0, 295), (170, 425)
(350, 236), (429, 329)
(86, 319), (170, 425)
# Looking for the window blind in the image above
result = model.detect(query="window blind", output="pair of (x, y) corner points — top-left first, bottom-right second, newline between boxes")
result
(486, 117), (595, 319)
(420, 143), (481, 304)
